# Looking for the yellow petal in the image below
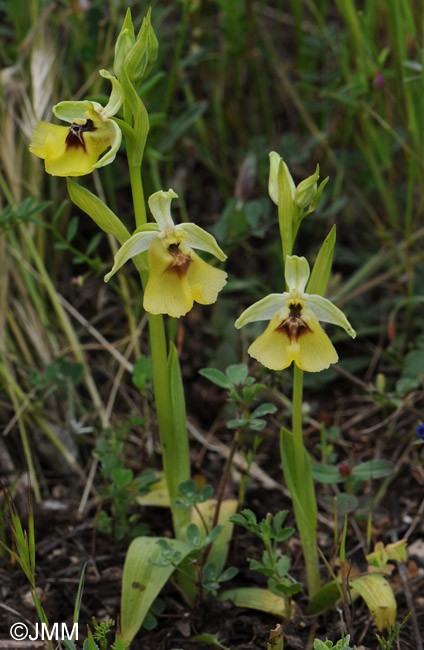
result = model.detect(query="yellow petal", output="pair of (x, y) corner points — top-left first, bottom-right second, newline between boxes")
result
(248, 308), (292, 370)
(143, 237), (193, 317)
(29, 122), (68, 160)
(29, 120), (115, 177)
(186, 247), (227, 305)
(247, 306), (338, 372)
(295, 308), (338, 372)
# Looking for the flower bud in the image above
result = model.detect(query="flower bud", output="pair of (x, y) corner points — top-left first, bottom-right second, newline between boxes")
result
(123, 8), (158, 88)
(114, 9), (135, 78)
(294, 164), (319, 210)
(268, 151), (295, 205)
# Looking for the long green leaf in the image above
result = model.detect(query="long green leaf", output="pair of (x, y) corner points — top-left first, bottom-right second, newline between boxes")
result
(120, 536), (193, 645)
(350, 574), (396, 631)
(219, 587), (289, 618)
(307, 225), (336, 296)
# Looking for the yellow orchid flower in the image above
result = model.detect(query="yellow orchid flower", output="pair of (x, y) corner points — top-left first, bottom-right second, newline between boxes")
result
(235, 255), (356, 372)
(105, 189), (227, 318)
(29, 70), (122, 177)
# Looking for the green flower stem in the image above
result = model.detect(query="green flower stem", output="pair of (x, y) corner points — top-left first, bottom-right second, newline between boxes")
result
(129, 162), (147, 229)
(291, 365), (305, 490)
(289, 365), (320, 597)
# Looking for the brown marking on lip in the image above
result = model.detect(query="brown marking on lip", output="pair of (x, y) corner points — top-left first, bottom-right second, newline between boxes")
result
(65, 118), (96, 152)
(276, 303), (311, 342)
(167, 243), (192, 276)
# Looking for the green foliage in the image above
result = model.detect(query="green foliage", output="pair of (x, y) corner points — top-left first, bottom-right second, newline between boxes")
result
(92, 618), (115, 650)
(132, 355), (153, 392)
(199, 363), (276, 432)
(230, 510), (300, 607)
(396, 336), (424, 394)
(312, 459), (395, 485)
(29, 358), (84, 395)
(142, 597), (165, 630)
(313, 634), (353, 650)
(94, 423), (156, 544)
(175, 479), (214, 510)
(316, 424), (339, 464)
(0, 197), (51, 234)
(190, 633), (230, 650)
(150, 523), (237, 598)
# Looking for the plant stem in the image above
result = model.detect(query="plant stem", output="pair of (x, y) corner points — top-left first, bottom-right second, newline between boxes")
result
(212, 430), (240, 531)
(203, 430), (240, 566)
(129, 163), (147, 229)
(288, 364), (321, 598)
(291, 365), (305, 494)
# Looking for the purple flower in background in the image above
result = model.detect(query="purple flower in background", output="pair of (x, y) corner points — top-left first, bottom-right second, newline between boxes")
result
(417, 424), (424, 440)
(376, 70), (385, 88)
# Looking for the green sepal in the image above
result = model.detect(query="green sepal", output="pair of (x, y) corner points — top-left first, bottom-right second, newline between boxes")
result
(179, 222), (227, 261)
(66, 179), (130, 245)
(123, 8), (158, 89)
(306, 225), (336, 297)
(235, 293), (284, 328)
(104, 226), (159, 282)
(306, 294), (356, 338)
(148, 189), (177, 230)
(114, 8), (135, 78)
(284, 255), (310, 295)
(119, 536), (193, 645)
(53, 100), (94, 123)
(167, 342), (191, 539)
